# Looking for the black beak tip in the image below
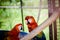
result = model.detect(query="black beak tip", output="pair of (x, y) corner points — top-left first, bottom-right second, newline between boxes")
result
(21, 27), (23, 30)
(27, 21), (30, 24)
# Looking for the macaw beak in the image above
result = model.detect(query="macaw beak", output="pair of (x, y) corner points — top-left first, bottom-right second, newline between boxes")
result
(27, 20), (30, 24)
(25, 20), (30, 24)
(20, 27), (23, 30)
(18, 25), (23, 31)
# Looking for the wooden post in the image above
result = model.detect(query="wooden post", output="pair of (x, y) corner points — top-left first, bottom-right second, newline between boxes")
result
(53, 20), (57, 40)
(52, 0), (57, 40)
(59, 0), (60, 19)
(48, 0), (54, 40)
(59, 0), (60, 7)
(48, 0), (58, 40)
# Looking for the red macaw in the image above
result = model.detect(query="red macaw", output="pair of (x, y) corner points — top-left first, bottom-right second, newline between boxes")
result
(25, 16), (46, 40)
(25, 16), (38, 32)
(7, 23), (22, 40)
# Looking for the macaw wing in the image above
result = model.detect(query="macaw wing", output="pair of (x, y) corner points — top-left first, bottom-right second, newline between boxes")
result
(19, 32), (46, 40)
(35, 32), (46, 40)
(18, 32), (28, 39)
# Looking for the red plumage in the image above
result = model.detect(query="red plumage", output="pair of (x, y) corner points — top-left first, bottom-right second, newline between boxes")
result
(8, 23), (22, 40)
(25, 16), (38, 32)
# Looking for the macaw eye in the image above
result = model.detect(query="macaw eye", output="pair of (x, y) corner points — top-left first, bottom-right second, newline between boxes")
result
(28, 19), (32, 23)
(18, 25), (22, 30)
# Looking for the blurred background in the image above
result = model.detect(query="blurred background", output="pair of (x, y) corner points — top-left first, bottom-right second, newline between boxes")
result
(0, 0), (60, 40)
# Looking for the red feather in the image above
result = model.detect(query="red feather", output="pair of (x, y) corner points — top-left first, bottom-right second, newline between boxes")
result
(25, 16), (38, 32)
(8, 23), (22, 40)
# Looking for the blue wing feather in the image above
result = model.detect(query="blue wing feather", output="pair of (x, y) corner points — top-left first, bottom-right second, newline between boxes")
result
(19, 32), (46, 40)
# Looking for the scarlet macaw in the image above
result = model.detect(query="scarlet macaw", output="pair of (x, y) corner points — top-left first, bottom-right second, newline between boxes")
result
(0, 23), (28, 40)
(7, 23), (22, 40)
(25, 16), (46, 40)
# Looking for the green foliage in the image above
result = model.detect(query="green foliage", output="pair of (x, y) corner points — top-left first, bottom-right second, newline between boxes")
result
(0, 8), (22, 30)
(0, 0), (24, 6)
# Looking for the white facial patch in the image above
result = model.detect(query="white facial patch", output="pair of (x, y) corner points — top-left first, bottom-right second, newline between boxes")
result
(18, 25), (22, 30)
(28, 19), (32, 23)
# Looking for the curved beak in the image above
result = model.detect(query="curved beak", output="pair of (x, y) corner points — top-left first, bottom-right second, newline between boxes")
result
(20, 27), (23, 30)
(25, 20), (30, 24)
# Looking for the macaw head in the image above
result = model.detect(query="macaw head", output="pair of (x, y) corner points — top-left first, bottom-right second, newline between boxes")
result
(25, 16), (36, 24)
(8, 23), (23, 36)
(14, 23), (23, 32)
(25, 16), (38, 32)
